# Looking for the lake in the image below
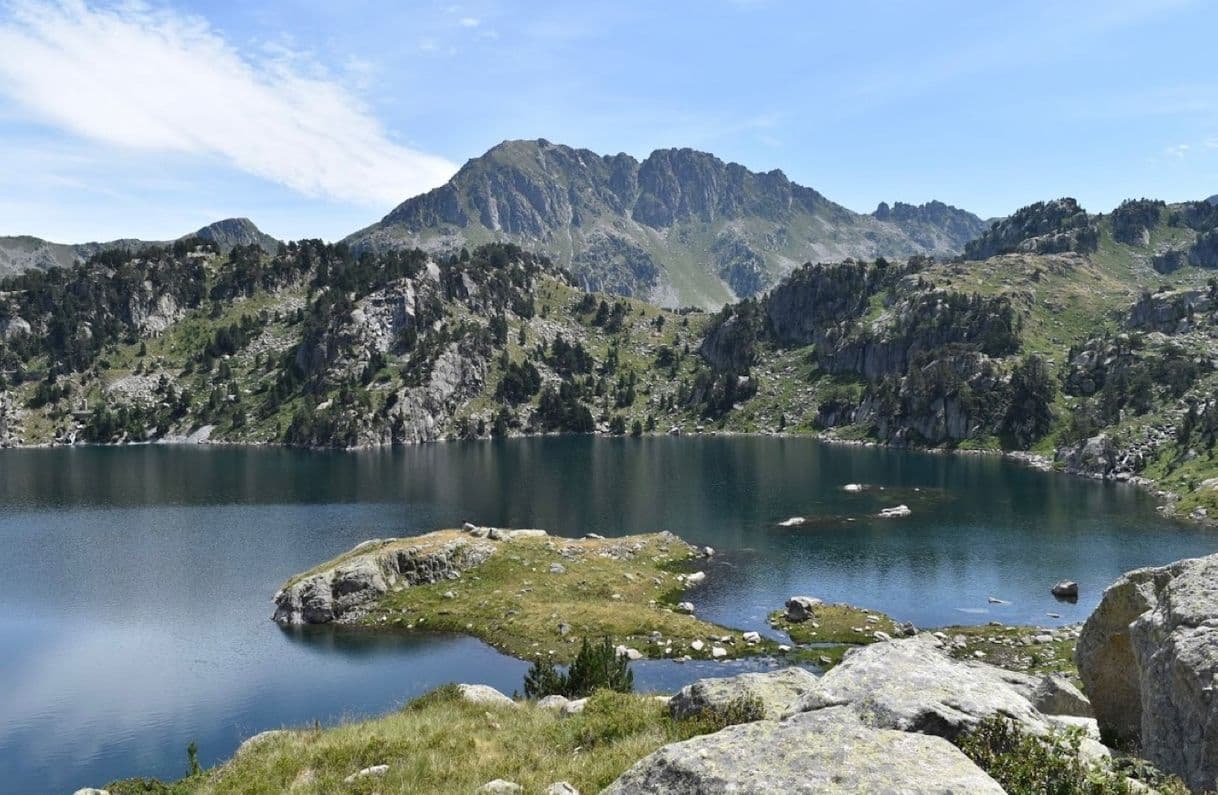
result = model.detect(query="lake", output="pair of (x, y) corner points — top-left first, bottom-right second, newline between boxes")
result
(1, 437), (1213, 792)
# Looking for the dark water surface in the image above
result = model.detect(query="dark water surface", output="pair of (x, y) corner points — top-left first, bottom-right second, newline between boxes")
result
(1, 438), (1213, 792)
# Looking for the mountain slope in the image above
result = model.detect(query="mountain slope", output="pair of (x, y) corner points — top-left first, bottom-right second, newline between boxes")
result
(0, 217), (278, 278)
(345, 139), (984, 307)
(5, 195), (1218, 521)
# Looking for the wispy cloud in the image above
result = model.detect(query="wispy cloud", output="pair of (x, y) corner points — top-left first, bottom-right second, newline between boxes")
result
(0, 0), (457, 206)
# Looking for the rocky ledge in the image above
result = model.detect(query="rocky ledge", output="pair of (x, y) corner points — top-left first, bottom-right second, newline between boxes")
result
(272, 531), (499, 625)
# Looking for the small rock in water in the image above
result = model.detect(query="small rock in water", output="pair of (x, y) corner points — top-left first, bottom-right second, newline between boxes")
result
(778, 516), (806, 527)
(1051, 580), (1079, 599)
(877, 505), (911, 518)
(843, 483), (864, 492)
(584, 533), (605, 540)
(987, 596), (1010, 605)
(684, 571), (707, 585)
(1046, 612), (1061, 619)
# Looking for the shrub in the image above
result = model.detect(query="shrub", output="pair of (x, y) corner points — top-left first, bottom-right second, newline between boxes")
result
(523, 638), (634, 699)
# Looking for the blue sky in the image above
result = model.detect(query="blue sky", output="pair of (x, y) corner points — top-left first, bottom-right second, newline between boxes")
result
(0, 0), (1215, 243)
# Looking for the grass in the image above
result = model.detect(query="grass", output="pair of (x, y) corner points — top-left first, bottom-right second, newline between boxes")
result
(938, 624), (1078, 680)
(106, 687), (742, 795)
(291, 529), (777, 663)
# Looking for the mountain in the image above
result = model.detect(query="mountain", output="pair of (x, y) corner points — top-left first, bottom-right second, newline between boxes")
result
(345, 139), (985, 307)
(0, 217), (278, 278)
(1207, 194), (1218, 205)
(5, 192), (1218, 521)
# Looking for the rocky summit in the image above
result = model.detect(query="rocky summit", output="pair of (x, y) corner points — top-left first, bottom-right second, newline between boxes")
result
(345, 138), (983, 306)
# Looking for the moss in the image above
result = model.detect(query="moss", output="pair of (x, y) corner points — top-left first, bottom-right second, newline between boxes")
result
(939, 624), (1079, 679)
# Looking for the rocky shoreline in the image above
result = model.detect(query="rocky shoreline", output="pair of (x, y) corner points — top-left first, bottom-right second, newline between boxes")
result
(89, 548), (1218, 793)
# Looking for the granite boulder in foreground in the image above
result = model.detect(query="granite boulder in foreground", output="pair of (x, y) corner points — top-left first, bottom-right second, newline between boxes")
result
(609, 635), (1102, 793)
(1077, 552), (1218, 791)
(606, 705), (1005, 794)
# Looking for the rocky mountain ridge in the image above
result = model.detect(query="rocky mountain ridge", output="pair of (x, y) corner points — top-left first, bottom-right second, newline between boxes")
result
(0, 217), (278, 278)
(345, 139), (985, 307)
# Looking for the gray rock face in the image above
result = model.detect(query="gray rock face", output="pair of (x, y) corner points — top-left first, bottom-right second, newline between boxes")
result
(786, 636), (1049, 739)
(1077, 553), (1218, 791)
(1032, 674), (1093, 718)
(347, 139), (983, 308)
(272, 537), (495, 624)
(606, 706), (1004, 794)
(668, 667), (820, 721)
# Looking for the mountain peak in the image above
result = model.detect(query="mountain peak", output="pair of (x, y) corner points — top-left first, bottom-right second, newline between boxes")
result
(348, 139), (986, 307)
(191, 218), (279, 254)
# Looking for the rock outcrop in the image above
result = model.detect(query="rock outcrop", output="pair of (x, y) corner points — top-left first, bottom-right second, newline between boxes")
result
(785, 636), (1051, 739)
(668, 667), (819, 721)
(272, 534), (496, 625)
(606, 705), (1005, 794)
(1077, 553), (1218, 791)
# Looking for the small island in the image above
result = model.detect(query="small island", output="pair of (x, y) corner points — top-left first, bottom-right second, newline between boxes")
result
(273, 527), (782, 662)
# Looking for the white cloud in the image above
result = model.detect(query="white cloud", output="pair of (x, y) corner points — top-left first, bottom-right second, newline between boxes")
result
(0, 0), (457, 207)
(459, 16), (480, 27)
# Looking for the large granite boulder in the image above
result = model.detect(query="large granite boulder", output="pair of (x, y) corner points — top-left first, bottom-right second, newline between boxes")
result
(1077, 553), (1218, 791)
(785, 636), (1050, 739)
(605, 706), (1004, 794)
(668, 667), (819, 721)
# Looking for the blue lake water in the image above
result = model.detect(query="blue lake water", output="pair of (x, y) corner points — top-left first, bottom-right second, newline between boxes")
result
(0, 437), (1213, 792)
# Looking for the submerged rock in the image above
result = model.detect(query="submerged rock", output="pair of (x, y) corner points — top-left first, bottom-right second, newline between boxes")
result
(1077, 553), (1218, 790)
(668, 667), (819, 721)
(606, 706), (1004, 794)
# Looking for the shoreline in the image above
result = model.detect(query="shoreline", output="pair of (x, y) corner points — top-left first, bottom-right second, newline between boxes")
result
(3, 424), (1201, 525)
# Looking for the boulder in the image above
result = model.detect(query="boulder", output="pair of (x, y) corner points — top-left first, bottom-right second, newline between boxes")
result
(784, 596), (821, 622)
(1077, 553), (1218, 791)
(1052, 580), (1079, 599)
(668, 667), (820, 721)
(343, 764), (389, 783)
(605, 706), (1004, 794)
(1031, 674), (1092, 718)
(537, 695), (570, 711)
(785, 636), (1050, 739)
(457, 684), (517, 708)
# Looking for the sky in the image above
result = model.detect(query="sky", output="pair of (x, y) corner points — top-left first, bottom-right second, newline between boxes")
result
(0, 0), (1215, 243)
